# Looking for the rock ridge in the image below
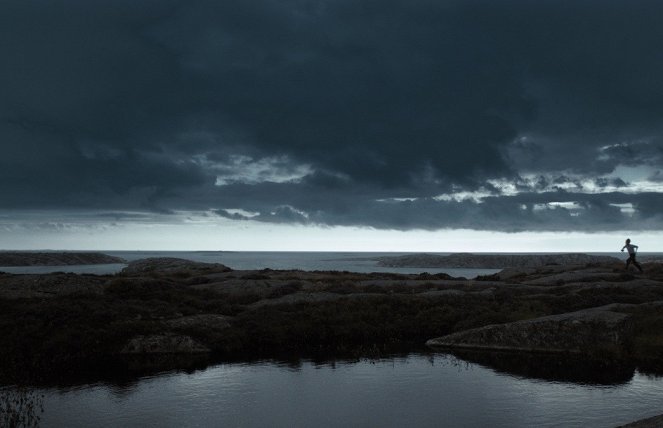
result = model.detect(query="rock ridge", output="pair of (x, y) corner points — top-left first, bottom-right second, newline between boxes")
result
(0, 252), (125, 267)
(426, 304), (639, 356)
(378, 253), (620, 268)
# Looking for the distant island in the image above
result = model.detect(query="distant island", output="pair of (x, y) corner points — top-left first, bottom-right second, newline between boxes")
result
(0, 252), (125, 266)
(377, 253), (620, 269)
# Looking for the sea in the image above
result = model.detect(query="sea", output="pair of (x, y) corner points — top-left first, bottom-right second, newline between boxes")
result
(3, 250), (658, 278)
(0, 251), (506, 278)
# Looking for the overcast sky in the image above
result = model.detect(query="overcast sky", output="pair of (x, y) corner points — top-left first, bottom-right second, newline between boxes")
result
(2, 0), (663, 251)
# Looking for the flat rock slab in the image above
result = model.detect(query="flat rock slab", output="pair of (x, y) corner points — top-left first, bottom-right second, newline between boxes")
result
(427, 305), (633, 355)
(523, 270), (631, 286)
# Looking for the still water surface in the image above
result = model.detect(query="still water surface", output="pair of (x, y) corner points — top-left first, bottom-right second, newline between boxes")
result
(38, 353), (663, 428)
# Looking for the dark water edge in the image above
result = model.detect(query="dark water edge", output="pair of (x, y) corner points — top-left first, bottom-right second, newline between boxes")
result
(0, 346), (651, 389)
(6, 351), (663, 428)
(447, 349), (638, 385)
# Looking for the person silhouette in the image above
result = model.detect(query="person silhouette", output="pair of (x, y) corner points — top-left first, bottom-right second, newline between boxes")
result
(621, 238), (643, 273)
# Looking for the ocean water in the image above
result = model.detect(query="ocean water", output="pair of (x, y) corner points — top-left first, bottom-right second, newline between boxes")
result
(0, 251), (503, 278)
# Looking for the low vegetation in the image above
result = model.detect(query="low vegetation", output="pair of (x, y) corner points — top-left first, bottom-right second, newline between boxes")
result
(0, 387), (43, 428)
(1, 259), (663, 384)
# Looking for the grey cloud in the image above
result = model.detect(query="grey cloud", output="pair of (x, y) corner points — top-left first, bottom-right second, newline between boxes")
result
(214, 210), (252, 222)
(649, 171), (663, 182)
(598, 140), (663, 169)
(2, 0), (663, 232)
(204, 176), (663, 231)
(595, 178), (627, 189)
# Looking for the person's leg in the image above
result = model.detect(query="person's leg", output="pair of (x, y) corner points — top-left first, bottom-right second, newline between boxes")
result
(626, 255), (633, 270)
(634, 256), (643, 272)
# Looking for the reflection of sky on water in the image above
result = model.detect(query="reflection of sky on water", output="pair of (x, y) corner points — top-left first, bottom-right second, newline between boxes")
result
(37, 354), (663, 427)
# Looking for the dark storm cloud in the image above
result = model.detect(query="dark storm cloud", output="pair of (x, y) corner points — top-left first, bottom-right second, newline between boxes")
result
(2, 0), (663, 231)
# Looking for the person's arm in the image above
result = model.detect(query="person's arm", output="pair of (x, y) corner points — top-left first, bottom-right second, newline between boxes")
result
(634, 244), (639, 252)
(621, 245), (626, 251)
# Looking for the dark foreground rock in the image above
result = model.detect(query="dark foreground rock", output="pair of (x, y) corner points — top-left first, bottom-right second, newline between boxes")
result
(165, 314), (232, 331)
(378, 252), (620, 268)
(0, 273), (108, 298)
(0, 252), (125, 266)
(618, 414), (663, 427)
(2, 258), (663, 384)
(426, 304), (637, 356)
(121, 334), (211, 354)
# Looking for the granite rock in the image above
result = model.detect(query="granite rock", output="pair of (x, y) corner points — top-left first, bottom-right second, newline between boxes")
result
(121, 257), (231, 275)
(0, 252), (125, 266)
(426, 304), (634, 356)
(378, 253), (620, 269)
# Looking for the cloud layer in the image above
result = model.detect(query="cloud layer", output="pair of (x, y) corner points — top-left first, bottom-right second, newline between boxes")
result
(2, 0), (663, 232)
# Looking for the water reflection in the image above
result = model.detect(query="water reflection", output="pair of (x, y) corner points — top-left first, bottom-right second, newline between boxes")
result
(31, 352), (663, 428)
(448, 350), (637, 385)
(2, 348), (656, 392)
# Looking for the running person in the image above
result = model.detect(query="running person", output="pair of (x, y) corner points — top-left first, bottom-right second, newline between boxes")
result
(621, 238), (643, 273)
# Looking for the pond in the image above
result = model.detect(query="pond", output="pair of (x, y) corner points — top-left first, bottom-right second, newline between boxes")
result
(24, 352), (663, 427)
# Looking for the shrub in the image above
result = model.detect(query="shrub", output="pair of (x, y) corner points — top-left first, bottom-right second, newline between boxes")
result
(266, 281), (303, 299)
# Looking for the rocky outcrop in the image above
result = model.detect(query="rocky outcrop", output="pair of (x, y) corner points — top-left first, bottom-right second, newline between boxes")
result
(378, 253), (620, 269)
(4, 260), (663, 384)
(619, 414), (663, 428)
(0, 252), (125, 266)
(426, 304), (634, 356)
(121, 257), (231, 275)
(522, 268), (633, 286)
(481, 264), (652, 286)
(121, 334), (211, 354)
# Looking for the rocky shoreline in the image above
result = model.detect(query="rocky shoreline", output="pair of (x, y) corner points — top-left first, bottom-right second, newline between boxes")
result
(0, 251), (125, 267)
(1, 256), (663, 386)
(377, 252), (621, 268)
